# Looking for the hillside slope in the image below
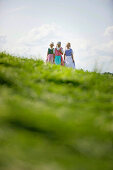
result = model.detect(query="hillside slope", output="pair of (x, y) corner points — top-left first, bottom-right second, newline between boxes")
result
(0, 52), (113, 170)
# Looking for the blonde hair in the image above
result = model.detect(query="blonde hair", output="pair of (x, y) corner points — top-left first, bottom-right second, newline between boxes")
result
(66, 42), (71, 48)
(50, 42), (54, 46)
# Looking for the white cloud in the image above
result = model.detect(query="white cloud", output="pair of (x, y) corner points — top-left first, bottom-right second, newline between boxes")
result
(87, 40), (113, 58)
(104, 26), (113, 37)
(73, 26), (113, 72)
(16, 24), (62, 59)
(19, 24), (61, 46)
(6, 7), (27, 14)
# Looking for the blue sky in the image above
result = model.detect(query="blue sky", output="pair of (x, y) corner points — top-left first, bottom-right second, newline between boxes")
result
(0, 0), (113, 72)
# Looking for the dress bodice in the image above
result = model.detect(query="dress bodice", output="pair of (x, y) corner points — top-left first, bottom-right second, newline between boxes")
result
(48, 48), (54, 54)
(65, 49), (72, 56)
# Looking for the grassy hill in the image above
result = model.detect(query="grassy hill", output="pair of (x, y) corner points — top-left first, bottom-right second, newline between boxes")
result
(0, 52), (113, 170)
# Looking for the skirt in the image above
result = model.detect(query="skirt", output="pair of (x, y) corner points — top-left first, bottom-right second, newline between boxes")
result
(46, 54), (54, 63)
(65, 56), (75, 68)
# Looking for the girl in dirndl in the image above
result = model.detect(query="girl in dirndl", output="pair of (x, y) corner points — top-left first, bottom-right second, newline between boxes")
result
(46, 42), (55, 64)
(64, 42), (75, 69)
(55, 42), (64, 65)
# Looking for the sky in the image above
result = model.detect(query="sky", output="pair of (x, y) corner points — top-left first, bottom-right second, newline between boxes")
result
(0, 0), (113, 72)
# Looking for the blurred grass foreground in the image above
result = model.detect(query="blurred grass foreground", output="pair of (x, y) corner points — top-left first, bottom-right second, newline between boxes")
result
(0, 52), (113, 170)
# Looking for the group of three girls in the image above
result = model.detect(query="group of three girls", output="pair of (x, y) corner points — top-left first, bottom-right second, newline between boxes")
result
(46, 42), (75, 68)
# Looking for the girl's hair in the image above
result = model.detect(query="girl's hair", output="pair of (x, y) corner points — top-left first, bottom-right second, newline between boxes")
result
(66, 42), (71, 47)
(57, 42), (61, 45)
(57, 42), (61, 47)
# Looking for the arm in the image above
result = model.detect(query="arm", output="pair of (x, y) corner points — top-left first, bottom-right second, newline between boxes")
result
(53, 48), (55, 63)
(46, 50), (49, 62)
(71, 50), (74, 63)
(64, 53), (66, 61)
(59, 48), (63, 55)
(60, 51), (63, 55)
(72, 54), (75, 63)
(47, 48), (49, 57)
(53, 54), (55, 63)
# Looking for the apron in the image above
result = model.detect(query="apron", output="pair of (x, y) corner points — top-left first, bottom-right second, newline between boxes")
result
(55, 56), (61, 65)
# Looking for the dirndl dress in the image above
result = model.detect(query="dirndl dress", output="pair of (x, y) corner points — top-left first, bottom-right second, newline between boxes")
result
(65, 49), (75, 69)
(55, 48), (64, 65)
(46, 48), (54, 64)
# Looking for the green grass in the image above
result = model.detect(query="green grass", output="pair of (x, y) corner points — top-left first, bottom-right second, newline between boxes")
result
(0, 52), (113, 170)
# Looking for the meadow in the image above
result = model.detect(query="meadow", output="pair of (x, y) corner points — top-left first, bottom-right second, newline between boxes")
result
(0, 52), (113, 170)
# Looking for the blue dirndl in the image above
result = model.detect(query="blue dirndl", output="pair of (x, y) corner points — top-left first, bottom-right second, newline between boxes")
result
(55, 56), (61, 65)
